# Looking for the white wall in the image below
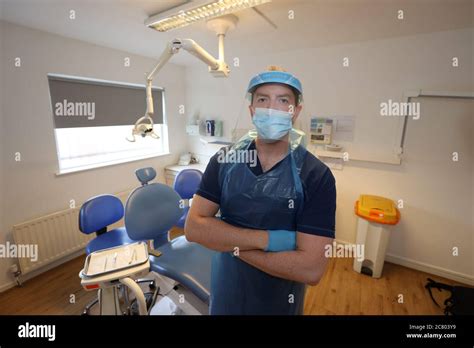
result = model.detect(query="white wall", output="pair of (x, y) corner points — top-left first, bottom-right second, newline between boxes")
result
(187, 28), (472, 161)
(0, 21), (188, 291)
(0, 18), (6, 289)
(185, 28), (473, 284)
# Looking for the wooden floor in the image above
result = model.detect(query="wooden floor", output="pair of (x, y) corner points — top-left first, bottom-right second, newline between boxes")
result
(303, 257), (456, 315)
(0, 232), (458, 315)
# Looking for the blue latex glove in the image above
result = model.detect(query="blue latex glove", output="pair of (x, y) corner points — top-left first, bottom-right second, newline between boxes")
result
(265, 230), (297, 252)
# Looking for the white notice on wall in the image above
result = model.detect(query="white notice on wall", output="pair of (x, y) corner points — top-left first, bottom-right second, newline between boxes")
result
(332, 116), (355, 142)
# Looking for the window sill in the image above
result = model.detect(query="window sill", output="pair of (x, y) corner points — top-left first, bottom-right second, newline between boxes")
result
(55, 152), (171, 176)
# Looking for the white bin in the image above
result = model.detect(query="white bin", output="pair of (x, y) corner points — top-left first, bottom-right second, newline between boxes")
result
(353, 195), (400, 278)
(353, 218), (393, 278)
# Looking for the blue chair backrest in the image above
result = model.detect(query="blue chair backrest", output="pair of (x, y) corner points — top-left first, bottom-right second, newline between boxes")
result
(173, 169), (203, 200)
(125, 168), (183, 246)
(79, 194), (124, 234)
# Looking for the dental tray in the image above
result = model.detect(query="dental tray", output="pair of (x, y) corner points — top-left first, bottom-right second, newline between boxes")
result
(82, 242), (149, 277)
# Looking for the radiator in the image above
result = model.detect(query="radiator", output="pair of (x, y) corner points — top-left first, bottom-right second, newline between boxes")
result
(12, 190), (131, 275)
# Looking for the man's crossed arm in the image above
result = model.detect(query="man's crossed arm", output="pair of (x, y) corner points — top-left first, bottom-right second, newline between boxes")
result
(185, 195), (332, 286)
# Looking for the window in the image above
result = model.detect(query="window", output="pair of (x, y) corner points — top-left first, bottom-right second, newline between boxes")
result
(48, 74), (168, 174)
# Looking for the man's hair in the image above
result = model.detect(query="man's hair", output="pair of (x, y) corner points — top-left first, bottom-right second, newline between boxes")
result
(250, 65), (300, 106)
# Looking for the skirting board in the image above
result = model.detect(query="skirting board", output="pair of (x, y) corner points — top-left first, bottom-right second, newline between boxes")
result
(336, 239), (473, 286)
(0, 280), (17, 293)
(385, 253), (474, 286)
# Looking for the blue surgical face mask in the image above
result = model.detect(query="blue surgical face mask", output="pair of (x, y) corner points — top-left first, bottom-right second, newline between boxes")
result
(252, 108), (293, 142)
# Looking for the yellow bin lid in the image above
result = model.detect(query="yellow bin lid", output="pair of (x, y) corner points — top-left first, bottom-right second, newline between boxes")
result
(354, 194), (400, 225)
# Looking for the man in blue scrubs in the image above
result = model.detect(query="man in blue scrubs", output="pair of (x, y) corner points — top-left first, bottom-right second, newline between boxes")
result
(185, 67), (336, 315)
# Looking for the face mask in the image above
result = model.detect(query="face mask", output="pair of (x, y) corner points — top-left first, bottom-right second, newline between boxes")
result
(252, 108), (292, 142)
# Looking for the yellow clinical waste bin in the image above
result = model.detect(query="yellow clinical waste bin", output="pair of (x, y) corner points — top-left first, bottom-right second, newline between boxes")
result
(353, 194), (400, 278)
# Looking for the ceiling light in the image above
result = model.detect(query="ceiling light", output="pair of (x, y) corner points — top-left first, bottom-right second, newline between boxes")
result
(146, 0), (271, 32)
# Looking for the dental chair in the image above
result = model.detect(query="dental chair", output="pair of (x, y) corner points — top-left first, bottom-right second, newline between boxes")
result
(124, 167), (215, 313)
(79, 195), (136, 254)
(173, 169), (203, 228)
(79, 194), (156, 314)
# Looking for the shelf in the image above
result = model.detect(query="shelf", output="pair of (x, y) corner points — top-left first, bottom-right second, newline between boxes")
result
(208, 141), (233, 145)
(313, 148), (346, 159)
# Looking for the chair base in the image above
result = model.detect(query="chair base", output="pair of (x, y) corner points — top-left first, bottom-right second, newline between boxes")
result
(82, 279), (158, 315)
(130, 290), (160, 315)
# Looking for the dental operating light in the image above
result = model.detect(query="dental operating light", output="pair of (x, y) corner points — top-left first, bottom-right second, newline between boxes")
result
(146, 0), (271, 32)
(128, 15), (238, 142)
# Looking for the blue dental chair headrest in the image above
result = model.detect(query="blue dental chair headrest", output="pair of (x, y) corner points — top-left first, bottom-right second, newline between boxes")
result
(173, 169), (203, 200)
(125, 167), (183, 241)
(79, 194), (124, 234)
(135, 167), (157, 185)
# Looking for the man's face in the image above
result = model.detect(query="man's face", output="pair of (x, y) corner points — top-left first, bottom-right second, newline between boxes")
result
(249, 83), (303, 123)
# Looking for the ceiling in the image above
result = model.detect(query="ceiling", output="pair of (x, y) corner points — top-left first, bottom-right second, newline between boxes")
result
(0, 0), (472, 67)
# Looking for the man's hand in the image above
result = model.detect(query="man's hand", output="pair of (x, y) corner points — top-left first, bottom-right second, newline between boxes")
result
(265, 230), (297, 252)
(239, 233), (333, 286)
